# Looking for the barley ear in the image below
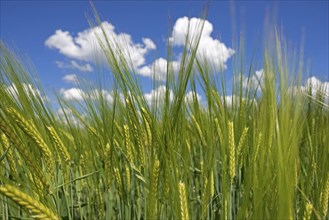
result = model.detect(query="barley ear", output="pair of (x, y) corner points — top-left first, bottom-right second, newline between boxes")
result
(1, 133), (18, 179)
(47, 126), (71, 164)
(178, 182), (190, 220)
(303, 202), (313, 220)
(148, 159), (160, 219)
(123, 124), (133, 164)
(237, 126), (249, 168)
(0, 184), (59, 220)
(191, 115), (206, 146)
(321, 174), (329, 217)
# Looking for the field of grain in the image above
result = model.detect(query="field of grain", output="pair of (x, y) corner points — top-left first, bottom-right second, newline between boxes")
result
(0, 10), (328, 220)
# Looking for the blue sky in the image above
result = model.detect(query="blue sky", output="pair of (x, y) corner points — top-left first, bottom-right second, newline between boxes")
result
(1, 1), (328, 104)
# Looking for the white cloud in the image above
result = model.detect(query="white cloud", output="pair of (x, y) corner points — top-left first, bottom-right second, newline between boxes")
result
(59, 87), (115, 103)
(137, 17), (234, 80)
(143, 86), (202, 106)
(242, 69), (264, 91)
(138, 58), (180, 81)
(59, 88), (85, 101)
(55, 60), (93, 72)
(143, 38), (156, 50)
(144, 85), (174, 106)
(301, 76), (329, 103)
(185, 91), (202, 103)
(91, 89), (114, 103)
(62, 74), (79, 84)
(171, 17), (235, 71)
(6, 83), (48, 101)
(57, 107), (83, 127)
(46, 21), (156, 70)
(70, 60), (93, 72)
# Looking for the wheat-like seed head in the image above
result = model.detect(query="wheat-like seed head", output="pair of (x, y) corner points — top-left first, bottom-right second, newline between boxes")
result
(237, 126), (249, 168)
(210, 171), (215, 197)
(0, 184), (59, 220)
(105, 143), (112, 188)
(178, 182), (190, 220)
(47, 126), (71, 164)
(191, 115), (206, 146)
(321, 174), (329, 217)
(149, 159), (160, 219)
(0, 118), (48, 188)
(303, 202), (313, 220)
(214, 118), (224, 146)
(123, 124), (133, 164)
(1, 133), (18, 178)
(133, 124), (145, 166)
(114, 167), (122, 195)
(141, 108), (152, 148)
(164, 161), (171, 199)
(6, 108), (54, 176)
(201, 176), (208, 219)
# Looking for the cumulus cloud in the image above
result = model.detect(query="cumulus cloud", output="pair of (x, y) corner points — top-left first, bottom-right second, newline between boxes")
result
(57, 107), (83, 127)
(70, 61), (93, 72)
(143, 86), (202, 106)
(6, 83), (48, 101)
(45, 22), (156, 70)
(144, 85), (173, 106)
(171, 17), (235, 71)
(59, 86), (115, 103)
(137, 17), (234, 80)
(185, 91), (202, 103)
(138, 58), (180, 81)
(59, 88), (85, 101)
(242, 69), (264, 91)
(55, 60), (93, 72)
(62, 74), (79, 84)
(46, 17), (234, 81)
(90, 89), (114, 103)
(301, 76), (329, 103)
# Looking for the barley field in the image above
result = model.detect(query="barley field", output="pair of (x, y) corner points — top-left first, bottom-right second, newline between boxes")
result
(0, 9), (329, 220)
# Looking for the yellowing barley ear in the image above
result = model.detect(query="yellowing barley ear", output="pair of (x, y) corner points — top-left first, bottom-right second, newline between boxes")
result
(0, 118), (48, 188)
(228, 121), (235, 181)
(141, 107), (152, 147)
(303, 202), (313, 220)
(114, 167), (122, 196)
(133, 124), (145, 166)
(321, 174), (329, 217)
(148, 159), (160, 219)
(105, 143), (112, 188)
(6, 108), (54, 177)
(191, 115), (206, 146)
(210, 171), (215, 197)
(47, 126), (71, 164)
(0, 184), (59, 220)
(123, 124), (134, 164)
(1, 134), (18, 179)
(178, 182), (190, 220)
(237, 126), (249, 168)
(201, 177), (208, 219)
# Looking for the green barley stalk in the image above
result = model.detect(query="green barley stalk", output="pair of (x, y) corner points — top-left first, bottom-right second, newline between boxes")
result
(228, 121), (236, 181)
